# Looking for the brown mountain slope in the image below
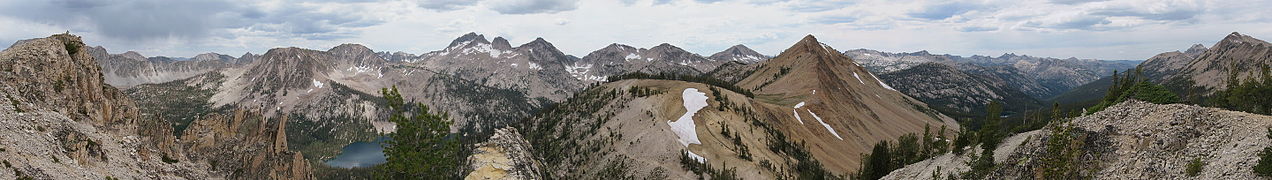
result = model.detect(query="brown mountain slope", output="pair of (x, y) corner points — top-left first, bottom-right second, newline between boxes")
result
(736, 35), (958, 173)
(522, 35), (959, 179)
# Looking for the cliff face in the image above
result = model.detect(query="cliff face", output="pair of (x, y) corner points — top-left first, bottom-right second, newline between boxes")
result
(0, 34), (206, 179)
(180, 109), (313, 180)
(0, 34), (309, 179)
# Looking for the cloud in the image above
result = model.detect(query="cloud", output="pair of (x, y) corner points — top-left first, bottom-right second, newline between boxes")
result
(1089, 1), (1203, 21)
(814, 15), (858, 24)
(0, 0), (383, 42)
(417, 0), (478, 11)
(485, 0), (579, 14)
(1049, 0), (1108, 5)
(959, 26), (998, 32)
(783, 0), (854, 12)
(1023, 14), (1113, 30)
(908, 2), (985, 20)
(0, 0), (245, 41)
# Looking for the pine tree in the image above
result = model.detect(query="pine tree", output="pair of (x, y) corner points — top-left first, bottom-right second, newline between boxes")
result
(978, 101), (1004, 150)
(378, 86), (461, 179)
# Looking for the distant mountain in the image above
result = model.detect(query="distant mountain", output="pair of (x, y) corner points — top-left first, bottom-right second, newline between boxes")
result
(708, 44), (768, 63)
(845, 49), (1138, 99)
(879, 63), (1042, 118)
(88, 47), (253, 88)
(1141, 32), (1272, 97)
(410, 33), (586, 101)
(567, 42), (731, 81)
(1060, 32), (1272, 105)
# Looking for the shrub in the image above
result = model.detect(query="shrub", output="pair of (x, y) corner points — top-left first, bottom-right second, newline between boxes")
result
(161, 155), (179, 164)
(1186, 158), (1204, 177)
(1255, 128), (1272, 177)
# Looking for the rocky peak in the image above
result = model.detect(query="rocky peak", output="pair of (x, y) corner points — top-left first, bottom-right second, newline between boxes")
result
(1184, 44), (1208, 55)
(191, 52), (235, 62)
(1219, 32), (1271, 47)
(243, 47), (336, 93)
(519, 38), (552, 48)
(647, 43), (698, 57)
(780, 34), (842, 60)
(121, 51), (146, 60)
(448, 32), (491, 48)
(709, 44), (767, 63)
(328, 44), (374, 55)
(492, 37), (513, 50)
(600, 43), (639, 52)
(998, 53), (1020, 59)
(650, 43), (682, 51)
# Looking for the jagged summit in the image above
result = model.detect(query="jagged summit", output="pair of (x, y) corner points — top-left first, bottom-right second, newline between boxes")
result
(1185, 44), (1208, 54)
(492, 37), (513, 50)
(449, 32), (489, 48)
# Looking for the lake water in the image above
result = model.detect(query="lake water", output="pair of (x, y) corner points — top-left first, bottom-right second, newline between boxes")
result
(324, 136), (389, 168)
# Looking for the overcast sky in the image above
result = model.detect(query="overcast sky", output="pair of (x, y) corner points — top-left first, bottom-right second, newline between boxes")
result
(2, 0), (1269, 60)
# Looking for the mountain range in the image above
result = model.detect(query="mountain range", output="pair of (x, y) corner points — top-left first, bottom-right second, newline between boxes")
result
(3, 31), (1270, 179)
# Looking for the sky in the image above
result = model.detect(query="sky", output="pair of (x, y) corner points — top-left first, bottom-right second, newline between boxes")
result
(1, 0), (1269, 60)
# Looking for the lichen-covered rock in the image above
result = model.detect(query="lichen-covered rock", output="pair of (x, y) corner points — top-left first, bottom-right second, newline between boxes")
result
(465, 127), (543, 180)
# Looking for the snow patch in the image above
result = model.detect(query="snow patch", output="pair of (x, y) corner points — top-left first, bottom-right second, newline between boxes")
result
(868, 72), (896, 91)
(807, 110), (843, 140)
(668, 88), (708, 147)
(528, 62), (542, 70)
(312, 79), (324, 89)
(791, 101), (806, 124)
(853, 72), (865, 84)
(511, 63), (519, 67)
(565, 63), (606, 81)
(625, 53), (641, 61)
(686, 151), (707, 163)
(668, 88), (709, 163)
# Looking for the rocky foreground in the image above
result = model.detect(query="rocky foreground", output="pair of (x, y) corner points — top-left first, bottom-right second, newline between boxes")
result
(885, 100), (1272, 179)
(0, 34), (309, 179)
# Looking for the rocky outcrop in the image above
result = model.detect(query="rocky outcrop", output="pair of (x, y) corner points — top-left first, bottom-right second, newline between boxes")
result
(885, 100), (1272, 179)
(180, 109), (313, 180)
(0, 34), (310, 180)
(464, 128), (543, 180)
(0, 34), (212, 179)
